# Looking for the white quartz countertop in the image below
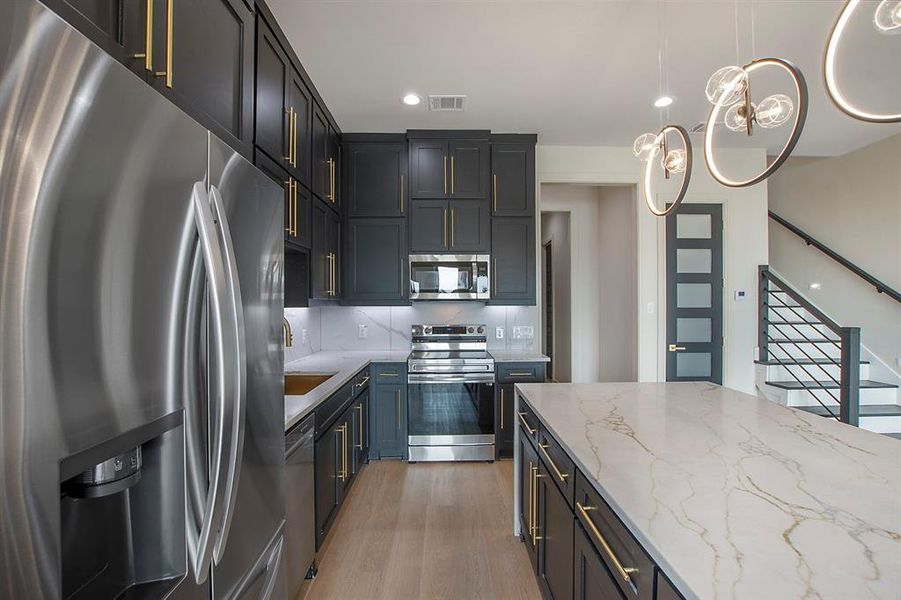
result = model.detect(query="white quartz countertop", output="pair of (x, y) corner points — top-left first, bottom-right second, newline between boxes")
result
(489, 350), (550, 363)
(516, 382), (901, 600)
(284, 351), (409, 431)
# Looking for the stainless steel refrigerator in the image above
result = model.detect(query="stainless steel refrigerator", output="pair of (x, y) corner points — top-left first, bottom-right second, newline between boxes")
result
(0, 0), (286, 597)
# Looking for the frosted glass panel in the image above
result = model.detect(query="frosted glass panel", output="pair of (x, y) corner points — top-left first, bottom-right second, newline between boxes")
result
(677, 318), (712, 342)
(677, 249), (712, 274)
(677, 353), (712, 377)
(677, 214), (712, 239)
(677, 283), (712, 308)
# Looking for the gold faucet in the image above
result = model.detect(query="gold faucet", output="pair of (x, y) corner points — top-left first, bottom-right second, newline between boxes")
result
(283, 317), (293, 347)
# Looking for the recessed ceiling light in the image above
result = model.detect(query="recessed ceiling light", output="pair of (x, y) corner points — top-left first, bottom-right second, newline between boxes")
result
(654, 96), (674, 108)
(402, 94), (421, 106)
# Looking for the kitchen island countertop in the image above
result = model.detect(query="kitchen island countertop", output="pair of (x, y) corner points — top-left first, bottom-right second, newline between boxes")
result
(515, 382), (901, 599)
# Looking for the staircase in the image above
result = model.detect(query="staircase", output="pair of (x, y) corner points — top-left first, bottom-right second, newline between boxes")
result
(756, 266), (901, 436)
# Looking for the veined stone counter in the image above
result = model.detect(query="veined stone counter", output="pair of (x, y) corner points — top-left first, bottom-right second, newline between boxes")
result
(514, 382), (901, 599)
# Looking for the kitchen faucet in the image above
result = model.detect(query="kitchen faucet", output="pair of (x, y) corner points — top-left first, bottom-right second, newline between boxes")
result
(283, 317), (293, 348)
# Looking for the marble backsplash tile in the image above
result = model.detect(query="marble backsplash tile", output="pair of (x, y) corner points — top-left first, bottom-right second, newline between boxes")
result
(284, 306), (321, 361)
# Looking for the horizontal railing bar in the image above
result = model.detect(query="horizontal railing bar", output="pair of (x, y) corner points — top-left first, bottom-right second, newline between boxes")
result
(765, 330), (841, 387)
(762, 271), (842, 333)
(764, 351), (841, 420)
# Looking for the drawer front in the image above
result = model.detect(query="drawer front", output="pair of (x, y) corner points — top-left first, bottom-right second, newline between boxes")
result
(538, 428), (575, 507)
(516, 400), (540, 444)
(350, 367), (371, 396)
(497, 362), (546, 383)
(574, 519), (627, 600)
(574, 472), (655, 600)
(373, 362), (406, 383)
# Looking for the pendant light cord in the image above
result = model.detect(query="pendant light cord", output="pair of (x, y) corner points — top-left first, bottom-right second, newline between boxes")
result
(750, 0), (757, 60)
(734, 0), (740, 64)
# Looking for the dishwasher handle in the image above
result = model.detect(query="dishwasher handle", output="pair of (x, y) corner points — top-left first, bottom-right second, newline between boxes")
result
(286, 418), (315, 457)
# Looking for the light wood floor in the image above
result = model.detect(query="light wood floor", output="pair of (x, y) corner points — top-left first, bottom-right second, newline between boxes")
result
(301, 460), (541, 600)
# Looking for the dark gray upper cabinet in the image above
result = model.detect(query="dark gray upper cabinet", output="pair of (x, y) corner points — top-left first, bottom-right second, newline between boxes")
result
(254, 17), (290, 169)
(311, 200), (340, 300)
(410, 200), (450, 253)
(491, 217), (536, 305)
(449, 140), (490, 199)
(448, 200), (490, 252)
(288, 70), (313, 188)
(327, 126), (341, 211)
(254, 150), (311, 250)
(152, 0), (254, 157)
(345, 218), (407, 304)
(345, 142), (408, 217)
(312, 106), (329, 204)
(409, 140), (448, 198)
(491, 142), (535, 216)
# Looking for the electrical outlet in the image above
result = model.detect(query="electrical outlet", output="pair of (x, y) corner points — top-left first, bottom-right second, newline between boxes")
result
(496, 327), (505, 340)
(512, 326), (534, 339)
(358, 324), (368, 339)
(301, 329), (308, 345)
(647, 302), (655, 314)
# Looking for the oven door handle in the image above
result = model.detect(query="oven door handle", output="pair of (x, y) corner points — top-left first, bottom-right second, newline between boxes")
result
(407, 373), (496, 384)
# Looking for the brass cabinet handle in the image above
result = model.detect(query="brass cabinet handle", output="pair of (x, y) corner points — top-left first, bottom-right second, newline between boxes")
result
(380, 372), (398, 378)
(292, 109), (298, 168)
(293, 181), (299, 237)
(508, 371), (533, 377)
(450, 208), (455, 247)
(284, 107), (294, 163)
(539, 443), (569, 482)
(337, 424), (346, 481)
(284, 179), (293, 235)
(343, 422), (349, 480)
(450, 155), (455, 194)
(530, 465), (539, 544)
(355, 405), (364, 449)
(399, 174), (404, 214)
(527, 463), (535, 541)
(443, 208), (448, 248)
(517, 411), (536, 435)
(492, 173), (497, 212)
(668, 344), (686, 352)
(500, 388), (504, 430)
(576, 502), (639, 583)
(132, 0), (153, 70)
(395, 390), (401, 430)
(443, 155), (447, 195)
(327, 158), (336, 202)
(154, 0), (173, 88)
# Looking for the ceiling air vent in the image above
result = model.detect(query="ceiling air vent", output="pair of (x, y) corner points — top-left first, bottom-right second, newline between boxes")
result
(688, 120), (721, 135)
(428, 95), (466, 112)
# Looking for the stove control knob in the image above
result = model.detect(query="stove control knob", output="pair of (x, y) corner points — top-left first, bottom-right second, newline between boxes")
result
(467, 326), (474, 333)
(423, 326), (432, 335)
(477, 326), (485, 334)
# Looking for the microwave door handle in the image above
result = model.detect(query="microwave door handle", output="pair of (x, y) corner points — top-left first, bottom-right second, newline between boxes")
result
(209, 185), (247, 564)
(188, 181), (230, 584)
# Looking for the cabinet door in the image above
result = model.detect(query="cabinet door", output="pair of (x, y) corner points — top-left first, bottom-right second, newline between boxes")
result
(288, 71), (313, 188)
(345, 219), (407, 303)
(537, 462), (574, 600)
(574, 521), (626, 600)
(156, 0), (253, 156)
(409, 140), (448, 198)
(448, 200), (490, 252)
(327, 126), (341, 210)
(491, 143), (535, 216)
(519, 434), (540, 570)
(314, 427), (340, 549)
(254, 17), (289, 169)
(449, 140), (489, 199)
(375, 384), (406, 458)
(311, 106), (329, 203)
(310, 201), (329, 299)
(492, 217), (536, 304)
(496, 383), (515, 458)
(345, 143), (407, 217)
(327, 211), (341, 298)
(410, 200), (449, 253)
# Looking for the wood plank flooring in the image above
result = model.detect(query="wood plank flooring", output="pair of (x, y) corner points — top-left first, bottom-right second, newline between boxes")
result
(301, 460), (541, 600)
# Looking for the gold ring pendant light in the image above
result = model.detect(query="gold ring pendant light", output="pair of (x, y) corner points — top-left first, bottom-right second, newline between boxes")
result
(824, 0), (901, 123)
(703, 57), (809, 188)
(635, 126), (693, 217)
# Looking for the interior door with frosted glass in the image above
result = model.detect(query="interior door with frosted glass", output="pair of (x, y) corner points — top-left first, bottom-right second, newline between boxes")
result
(665, 204), (723, 384)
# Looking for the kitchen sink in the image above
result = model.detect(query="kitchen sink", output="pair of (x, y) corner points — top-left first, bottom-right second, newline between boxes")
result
(284, 374), (335, 395)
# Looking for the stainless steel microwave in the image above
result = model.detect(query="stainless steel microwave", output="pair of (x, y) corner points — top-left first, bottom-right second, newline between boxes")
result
(409, 255), (490, 300)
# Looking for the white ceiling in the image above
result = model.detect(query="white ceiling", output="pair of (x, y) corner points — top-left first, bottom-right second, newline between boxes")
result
(269, 0), (901, 156)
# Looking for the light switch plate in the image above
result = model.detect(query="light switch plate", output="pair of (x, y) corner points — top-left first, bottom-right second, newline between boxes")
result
(496, 327), (504, 340)
(734, 290), (747, 301)
(512, 325), (534, 339)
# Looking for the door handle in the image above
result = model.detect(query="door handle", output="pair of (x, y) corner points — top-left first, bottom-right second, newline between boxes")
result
(539, 443), (569, 482)
(355, 404), (364, 449)
(450, 155), (455, 194)
(399, 174), (404, 214)
(443, 155), (447, 195)
(293, 180), (299, 237)
(154, 0), (173, 88)
(284, 108), (294, 164)
(209, 185), (247, 564)
(500, 388), (504, 430)
(132, 0), (153, 70)
(450, 208), (455, 247)
(492, 173), (497, 212)
(668, 344), (686, 352)
(517, 411), (536, 435)
(443, 208), (448, 248)
(284, 180), (293, 236)
(576, 502), (639, 583)
(292, 109), (298, 168)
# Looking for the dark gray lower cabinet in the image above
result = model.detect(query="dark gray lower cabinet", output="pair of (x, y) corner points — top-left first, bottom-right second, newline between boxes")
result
(574, 521), (626, 600)
(497, 384), (515, 457)
(345, 218), (407, 304)
(519, 428), (540, 567)
(492, 217), (536, 304)
(537, 460), (575, 600)
(352, 391), (369, 475)
(371, 375), (407, 459)
(314, 421), (340, 549)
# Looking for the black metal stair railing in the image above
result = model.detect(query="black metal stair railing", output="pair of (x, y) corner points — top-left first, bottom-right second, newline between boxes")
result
(758, 265), (861, 426)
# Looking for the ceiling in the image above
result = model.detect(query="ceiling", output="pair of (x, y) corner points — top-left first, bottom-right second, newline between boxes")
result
(269, 0), (901, 156)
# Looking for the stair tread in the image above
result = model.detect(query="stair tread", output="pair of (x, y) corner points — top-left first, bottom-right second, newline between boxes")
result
(769, 338), (839, 344)
(767, 379), (898, 390)
(756, 359), (870, 365)
(797, 404), (901, 418)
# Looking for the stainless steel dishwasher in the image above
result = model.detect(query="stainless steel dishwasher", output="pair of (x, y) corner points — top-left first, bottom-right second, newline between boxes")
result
(285, 414), (315, 598)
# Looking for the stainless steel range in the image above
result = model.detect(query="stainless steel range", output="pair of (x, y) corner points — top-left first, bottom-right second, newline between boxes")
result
(407, 325), (496, 461)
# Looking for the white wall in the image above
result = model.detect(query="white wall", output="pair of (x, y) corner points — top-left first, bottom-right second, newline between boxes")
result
(541, 212), (573, 381)
(538, 145), (769, 395)
(767, 133), (901, 376)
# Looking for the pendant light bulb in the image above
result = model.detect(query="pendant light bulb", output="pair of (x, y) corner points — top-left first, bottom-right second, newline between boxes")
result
(705, 66), (749, 107)
(662, 149), (687, 174)
(724, 102), (755, 132)
(756, 94), (795, 128)
(632, 133), (660, 162)
(874, 0), (901, 33)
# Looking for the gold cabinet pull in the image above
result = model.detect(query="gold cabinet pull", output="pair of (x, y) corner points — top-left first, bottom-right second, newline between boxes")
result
(395, 390), (401, 429)
(154, 0), (173, 88)
(399, 174), (404, 214)
(450, 155), (455, 194)
(355, 405), (364, 449)
(492, 173), (497, 212)
(527, 462), (535, 540)
(539, 443), (569, 482)
(327, 158), (335, 202)
(508, 371), (533, 377)
(293, 180), (299, 237)
(292, 109), (298, 168)
(443, 155), (447, 195)
(380, 372), (398, 378)
(132, 0), (153, 70)
(500, 388), (504, 430)
(443, 208), (448, 248)
(530, 465), (539, 544)
(450, 208), (455, 247)
(284, 107), (294, 163)
(517, 411), (536, 435)
(576, 502), (638, 583)
(284, 179), (293, 235)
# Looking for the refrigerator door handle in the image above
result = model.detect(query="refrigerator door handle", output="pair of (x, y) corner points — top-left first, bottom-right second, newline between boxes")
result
(188, 181), (231, 583)
(209, 185), (247, 564)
